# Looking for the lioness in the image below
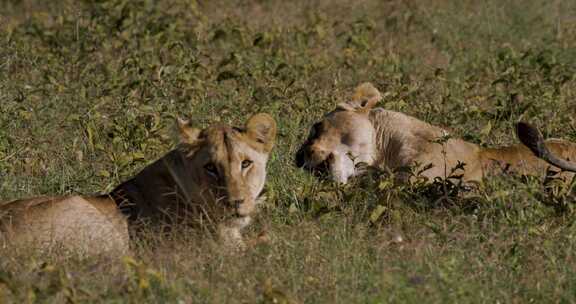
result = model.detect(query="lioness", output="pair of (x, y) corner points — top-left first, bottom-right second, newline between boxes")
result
(0, 113), (276, 255)
(296, 83), (576, 184)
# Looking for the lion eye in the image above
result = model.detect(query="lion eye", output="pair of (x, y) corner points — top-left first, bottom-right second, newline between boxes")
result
(204, 163), (218, 177)
(241, 159), (253, 169)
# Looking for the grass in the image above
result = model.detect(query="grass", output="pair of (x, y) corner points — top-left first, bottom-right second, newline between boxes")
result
(1, 0), (576, 302)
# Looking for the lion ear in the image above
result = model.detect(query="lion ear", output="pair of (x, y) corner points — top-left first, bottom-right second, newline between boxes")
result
(337, 82), (382, 112)
(176, 117), (200, 144)
(245, 113), (277, 153)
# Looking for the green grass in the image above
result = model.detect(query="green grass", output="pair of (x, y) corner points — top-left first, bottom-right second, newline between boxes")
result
(2, 0), (576, 302)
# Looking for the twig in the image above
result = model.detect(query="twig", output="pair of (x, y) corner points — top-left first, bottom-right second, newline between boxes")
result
(0, 147), (25, 162)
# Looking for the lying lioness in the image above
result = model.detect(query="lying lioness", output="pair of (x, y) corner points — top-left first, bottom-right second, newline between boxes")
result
(296, 83), (576, 184)
(0, 113), (276, 255)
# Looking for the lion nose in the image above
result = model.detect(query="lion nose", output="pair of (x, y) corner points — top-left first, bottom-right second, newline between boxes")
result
(319, 153), (334, 170)
(326, 152), (335, 163)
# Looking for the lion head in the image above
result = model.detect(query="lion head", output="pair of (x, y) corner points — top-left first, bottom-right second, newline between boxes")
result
(295, 83), (381, 184)
(173, 113), (277, 218)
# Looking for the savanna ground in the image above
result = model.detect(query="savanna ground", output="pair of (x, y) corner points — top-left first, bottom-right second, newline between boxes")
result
(1, 0), (576, 302)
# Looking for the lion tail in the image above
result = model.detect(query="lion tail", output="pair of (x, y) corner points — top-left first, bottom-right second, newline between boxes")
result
(516, 122), (576, 172)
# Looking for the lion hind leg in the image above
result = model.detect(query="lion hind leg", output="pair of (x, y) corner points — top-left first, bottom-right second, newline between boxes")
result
(2, 196), (129, 256)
